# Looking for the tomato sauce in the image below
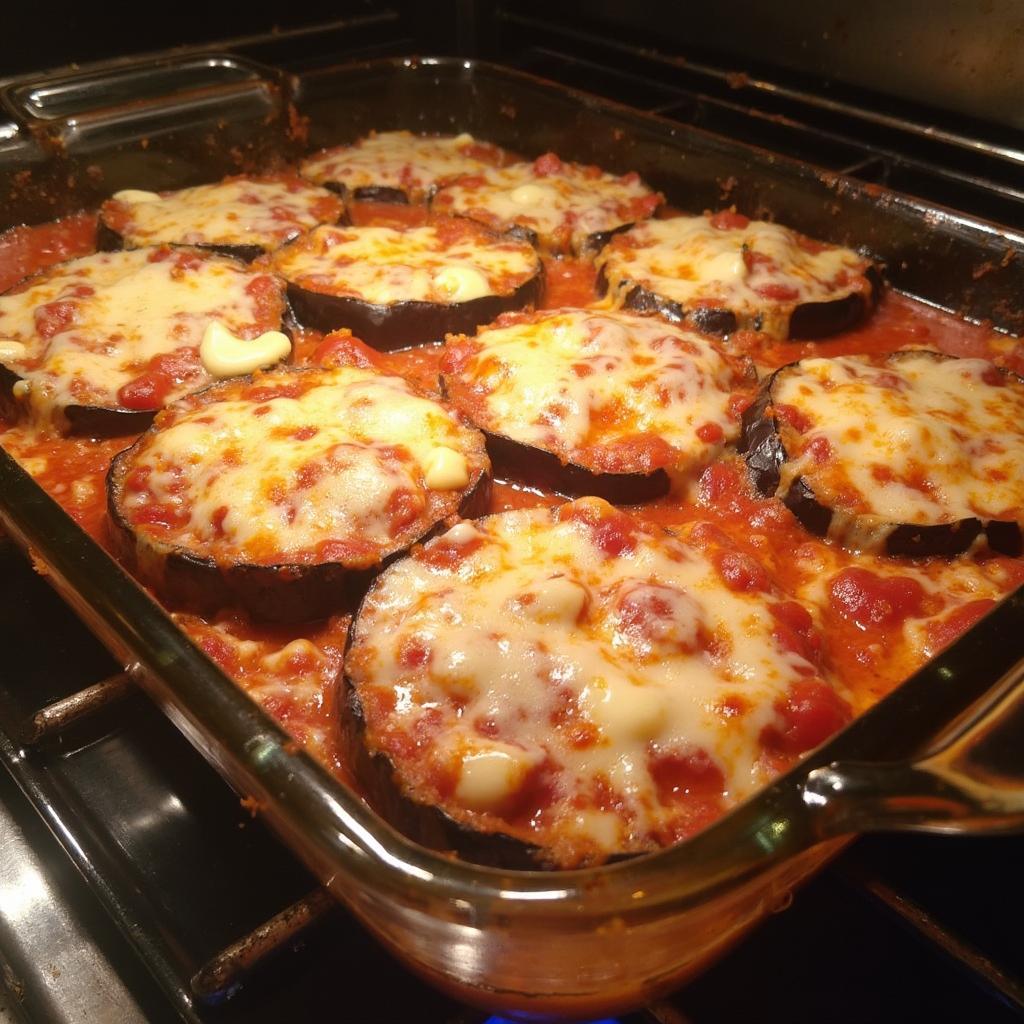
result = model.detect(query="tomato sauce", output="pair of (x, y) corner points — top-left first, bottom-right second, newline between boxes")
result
(0, 212), (97, 293)
(2, 204), (1022, 832)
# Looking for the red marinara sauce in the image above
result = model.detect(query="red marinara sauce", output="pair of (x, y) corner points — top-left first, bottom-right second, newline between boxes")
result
(2, 202), (1022, 836)
(0, 212), (97, 293)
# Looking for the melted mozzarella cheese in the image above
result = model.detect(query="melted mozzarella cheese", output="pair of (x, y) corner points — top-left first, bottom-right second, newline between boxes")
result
(349, 499), (835, 861)
(271, 223), (539, 306)
(120, 366), (485, 564)
(596, 215), (870, 337)
(447, 309), (743, 475)
(103, 178), (340, 250)
(433, 160), (659, 254)
(300, 131), (503, 200)
(0, 249), (284, 427)
(774, 354), (1024, 526)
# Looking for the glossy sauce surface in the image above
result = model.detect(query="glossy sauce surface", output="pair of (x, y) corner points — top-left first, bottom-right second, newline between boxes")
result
(2, 204), (1023, 847)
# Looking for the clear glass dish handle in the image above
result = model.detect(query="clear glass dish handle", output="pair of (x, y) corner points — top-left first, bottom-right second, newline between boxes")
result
(804, 654), (1024, 838)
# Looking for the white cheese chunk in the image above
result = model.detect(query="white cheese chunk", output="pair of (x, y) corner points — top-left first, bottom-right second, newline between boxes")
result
(112, 189), (162, 204)
(422, 446), (470, 490)
(0, 339), (27, 361)
(455, 745), (532, 810)
(442, 521), (481, 545)
(200, 322), (291, 379)
(432, 265), (491, 303)
(588, 681), (669, 742)
(522, 576), (588, 623)
(508, 183), (554, 206)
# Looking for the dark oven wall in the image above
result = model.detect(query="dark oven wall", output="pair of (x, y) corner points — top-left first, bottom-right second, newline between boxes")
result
(0, 2), (475, 84)
(479, 0), (1024, 133)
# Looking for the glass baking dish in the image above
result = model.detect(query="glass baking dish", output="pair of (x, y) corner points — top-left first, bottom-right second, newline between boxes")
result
(2, 55), (1024, 1020)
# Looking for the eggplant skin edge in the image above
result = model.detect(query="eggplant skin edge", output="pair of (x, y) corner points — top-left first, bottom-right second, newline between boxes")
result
(596, 264), (882, 340)
(339, 668), (551, 870)
(106, 441), (493, 623)
(97, 220), (275, 264)
(437, 372), (671, 503)
(0, 361), (161, 437)
(484, 422), (669, 503)
(286, 269), (544, 352)
(739, 360), (1021, 557)
(321, 182), (411, 205)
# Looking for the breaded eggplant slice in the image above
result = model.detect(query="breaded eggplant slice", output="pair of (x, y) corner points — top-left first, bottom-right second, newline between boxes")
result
(441, 308), (755, 501)
(300, 130), (509, 204)
(107, 364), (491, 621)
(344, 498), (847, 868)
(0, 247), (286, 435)
(98, 175), (344, 261)
(739, 351), (1024, 556)
(272, 217), (542, 350)
(432, 152), (662, 257)
(596, 209), (879, 339)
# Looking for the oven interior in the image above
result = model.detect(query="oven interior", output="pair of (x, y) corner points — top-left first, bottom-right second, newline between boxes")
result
(2, 5), (1024, 1022)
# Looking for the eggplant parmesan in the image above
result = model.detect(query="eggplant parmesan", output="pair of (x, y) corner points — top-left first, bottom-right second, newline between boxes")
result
(432, 152), (662, 256)
(272, 217), (542, 349)
(0, 247), (287, 434)
(300, 131), (508, 204)
(441, 308), (753, 501)
(740, 352), (1024, 556)
(596, 211), (878, 338)
(98, 176), (344, 261)
(107, 364), (490, 620)
(345, 498), (847, 867)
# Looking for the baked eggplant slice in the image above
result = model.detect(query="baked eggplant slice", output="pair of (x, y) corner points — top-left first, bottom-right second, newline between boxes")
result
(441, 308), (755, 499)
(98, 176), (344, 261)
(107, 364), (491, 621)
(739, 351), (1024, 556)
(344, 498), (847, 868)
(595, 210), (880, 339)
(432, 152), (662, 257)
(271, 217), (543, 350)
(0, 247), (287, 435)
(299, 130), (509, 204)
